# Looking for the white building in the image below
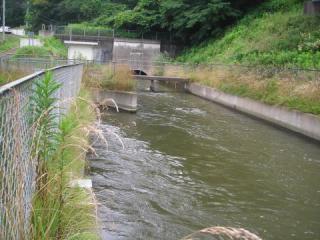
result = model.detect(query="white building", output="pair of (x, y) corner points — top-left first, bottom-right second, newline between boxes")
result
(64, 41), (99, 61)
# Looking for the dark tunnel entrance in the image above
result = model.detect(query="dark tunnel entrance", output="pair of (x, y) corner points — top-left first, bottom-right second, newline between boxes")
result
(132, 70), (147, 75)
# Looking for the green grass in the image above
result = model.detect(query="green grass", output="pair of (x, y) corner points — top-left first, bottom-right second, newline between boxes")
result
(42, 37), (68, 58)
(218, 79), (320, 115)
(161, 64), (320, 115)
(0, 35), (19, 53)
(177, 0), (320, 69)
(0, 67), (31, 86)
(31, 89), (99, 240)
(15, 37), (67, 58)
(171, 0), (320, 115)
(83, 64), (135, 91)
(15, 46), (51, 57)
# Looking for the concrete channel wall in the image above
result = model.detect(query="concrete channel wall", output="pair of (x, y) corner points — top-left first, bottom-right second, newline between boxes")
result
(186, 83), (320, 141)
(113, 38), (161, 75)
(92, 89), (138, 112)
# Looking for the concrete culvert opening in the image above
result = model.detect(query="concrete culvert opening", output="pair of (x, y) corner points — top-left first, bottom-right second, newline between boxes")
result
(132, 70), (147, 75)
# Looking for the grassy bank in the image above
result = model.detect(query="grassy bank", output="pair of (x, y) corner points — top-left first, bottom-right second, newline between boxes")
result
(0, 35), (19, 53)
(83, 64), (134, 91)
(31, 88), (99, 240)
(159, 63), (320, 115)
(0, 67), (31, 86)
(177, 0), (320, 69)
(15, 37), (67, 58)
(166, 0), (320, 115)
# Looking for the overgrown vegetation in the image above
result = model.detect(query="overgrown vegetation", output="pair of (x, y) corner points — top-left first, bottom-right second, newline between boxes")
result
(178, 0), (320, 69)
(11, 0), (262, 44)
(15, 37), (67, 58)
(0, 35), (20, 53)
(0, 67), (31, 86)
(159, 64), (320, 115)
(83, 64), (135, 91)
(30, 73), (99, 239)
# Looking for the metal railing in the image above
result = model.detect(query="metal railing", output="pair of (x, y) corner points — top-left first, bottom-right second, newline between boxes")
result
(0, 63), (83, 240)
(54, 26), (172, 41)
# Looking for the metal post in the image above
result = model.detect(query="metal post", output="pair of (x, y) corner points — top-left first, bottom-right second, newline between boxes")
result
(2, 0), (5, 41)
(26, 1), (30, 29)
(150, 80), (155, 92)
(112, 61), (116, 75)
(69, 27), (72, 41)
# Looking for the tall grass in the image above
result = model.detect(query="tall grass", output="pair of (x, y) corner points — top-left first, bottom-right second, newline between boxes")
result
(30, 73), (99, 239)
(0, 35), (19, 53)
(0, 67), (31, 86)
(14, 37), (67, 58)
(160, 63), (320, 115)
(83, 64), (135, 91)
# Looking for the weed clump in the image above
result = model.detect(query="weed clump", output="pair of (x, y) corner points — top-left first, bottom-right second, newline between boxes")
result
(0, 67), (30, 86)
(30, 72), (99, 239)
(160, 64), (320, 115)
(83, 64), (135, 91)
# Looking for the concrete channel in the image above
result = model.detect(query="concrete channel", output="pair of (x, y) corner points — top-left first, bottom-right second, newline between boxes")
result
(186, 83), (320, 142)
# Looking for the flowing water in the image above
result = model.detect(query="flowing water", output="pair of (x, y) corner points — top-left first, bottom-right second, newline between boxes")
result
(89, 87), (320, 240)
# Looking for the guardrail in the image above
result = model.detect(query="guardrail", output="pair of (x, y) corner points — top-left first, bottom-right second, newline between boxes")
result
(0, 63), (83, 240)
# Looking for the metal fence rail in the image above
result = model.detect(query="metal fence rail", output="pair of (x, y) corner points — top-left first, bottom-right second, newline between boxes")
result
(0, 64), (83, 240)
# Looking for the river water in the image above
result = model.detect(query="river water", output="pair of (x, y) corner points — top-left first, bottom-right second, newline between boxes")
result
(89, 88), (320, 240)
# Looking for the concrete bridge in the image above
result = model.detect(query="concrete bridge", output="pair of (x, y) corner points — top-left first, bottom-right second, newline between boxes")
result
(133, 75), (189, 92)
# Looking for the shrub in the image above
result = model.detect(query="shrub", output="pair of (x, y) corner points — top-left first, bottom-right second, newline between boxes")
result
(83, 64), (135, 91)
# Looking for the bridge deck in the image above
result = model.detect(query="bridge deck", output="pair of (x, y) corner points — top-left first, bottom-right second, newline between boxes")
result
(133, 75), (189, 82)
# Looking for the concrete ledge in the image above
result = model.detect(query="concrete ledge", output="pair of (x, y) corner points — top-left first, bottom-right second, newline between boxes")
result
(70, 179), (93, 189)
(186, 83), (320, 141)
(92, 89), (137, 112)
(134, 75), (189, 82)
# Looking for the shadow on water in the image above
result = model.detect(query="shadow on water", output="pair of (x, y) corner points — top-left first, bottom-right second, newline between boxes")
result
(88, 84), (320, 240)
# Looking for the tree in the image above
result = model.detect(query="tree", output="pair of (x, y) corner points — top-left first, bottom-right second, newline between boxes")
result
(6, 0), (26, 27)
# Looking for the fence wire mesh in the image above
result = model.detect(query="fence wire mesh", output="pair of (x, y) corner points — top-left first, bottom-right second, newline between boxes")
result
(0, 64), (83, 240)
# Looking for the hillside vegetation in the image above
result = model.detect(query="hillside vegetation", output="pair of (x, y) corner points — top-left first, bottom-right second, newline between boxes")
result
(177, 0), (320, 69)
(157, 0), (320, 115)
(13, 0), (261, 44)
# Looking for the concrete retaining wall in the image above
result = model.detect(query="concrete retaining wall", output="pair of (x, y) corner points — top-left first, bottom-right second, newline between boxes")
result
(304, 1), (320, 15)
(113, 38), (161, 75)
(187, 83), (320, 141)
(20, 38), (43, 47)
(92, 89), (137, 112)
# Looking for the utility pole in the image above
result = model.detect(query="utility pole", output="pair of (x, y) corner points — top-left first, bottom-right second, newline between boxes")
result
(26, 1), (30, 29)
(2, 0), (5, 41)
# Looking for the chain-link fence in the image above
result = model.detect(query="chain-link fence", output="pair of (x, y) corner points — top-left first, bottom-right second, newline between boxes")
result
(0, 63), (83, 240)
